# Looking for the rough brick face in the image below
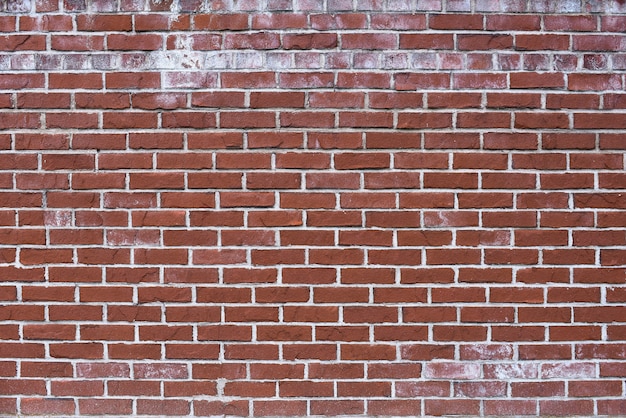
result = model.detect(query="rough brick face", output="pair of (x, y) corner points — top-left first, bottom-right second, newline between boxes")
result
(1, 0), (626, 416)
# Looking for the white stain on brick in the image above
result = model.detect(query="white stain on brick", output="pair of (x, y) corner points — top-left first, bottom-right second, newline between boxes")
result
(44, 211), (72, 227)
(423, 362), (482, 379)
(485, 363), (539, 380)
(541, 362), (596, 379)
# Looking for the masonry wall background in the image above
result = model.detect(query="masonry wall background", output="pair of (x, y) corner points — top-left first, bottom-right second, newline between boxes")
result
(0, 0), (625, 416)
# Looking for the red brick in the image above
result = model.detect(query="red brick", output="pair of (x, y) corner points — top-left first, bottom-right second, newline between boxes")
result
(0, 35), (46, 51)
(105, 72), (160, 89)
(166, 344), (220, 359)
(309, 400), (363, 415)
(454, 73), (507, 89)
(21, 398), (76, 415)
(279, 72), (334, 88)
(79, 399), (133, 415)
(311, 13), (367, 29)
(194, 400), (248, 417)
(484, 400), (536, 416)
(341, 344), (396, 361)
(194, 13), (248, 30)
(395, 72), (450, 89)
(541, 400), (594, 416)
(255, 400), (307, 417)
(337, 72), (392, 89)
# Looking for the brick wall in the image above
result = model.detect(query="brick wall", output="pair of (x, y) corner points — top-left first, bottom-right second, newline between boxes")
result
(1, 0), (625, 416)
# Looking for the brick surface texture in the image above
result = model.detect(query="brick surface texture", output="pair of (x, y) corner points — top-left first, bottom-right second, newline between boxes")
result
(0, 0), (625, 416)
